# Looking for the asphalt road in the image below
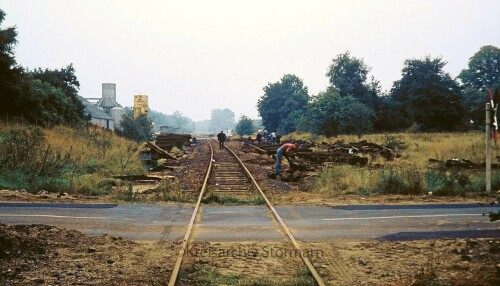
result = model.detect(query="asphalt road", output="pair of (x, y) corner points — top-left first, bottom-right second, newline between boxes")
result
(0, 202), (498, 241)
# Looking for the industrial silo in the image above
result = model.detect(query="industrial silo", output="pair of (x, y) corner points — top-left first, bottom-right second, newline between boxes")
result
(111, 106), (125, 128)
(102, 83), (116, 102)
(134, 95), (148, 118)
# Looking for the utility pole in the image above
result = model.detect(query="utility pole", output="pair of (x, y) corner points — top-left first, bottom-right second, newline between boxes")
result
(486, 102), (492, 196)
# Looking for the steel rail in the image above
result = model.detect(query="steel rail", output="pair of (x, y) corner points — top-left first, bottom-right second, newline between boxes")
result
(167, 139), (214, 286)
(168, 139), (325, 286)
(224, 143), (326, 286)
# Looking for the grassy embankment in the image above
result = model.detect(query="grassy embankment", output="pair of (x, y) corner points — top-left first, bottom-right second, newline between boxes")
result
(285, 132), (500, 197)
(0, 122), (146, 196)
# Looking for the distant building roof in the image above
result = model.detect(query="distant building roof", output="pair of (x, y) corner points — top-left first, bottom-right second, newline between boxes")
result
(97, 97), (121, 109)
(79, 96), (114, 120)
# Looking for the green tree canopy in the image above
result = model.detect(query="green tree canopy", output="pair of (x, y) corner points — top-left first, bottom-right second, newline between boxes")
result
(302, 88), (373, 136)
(257, 74), (309, 133)
(26, 65), (86, 126)
(0, 9), (23, 118)
(149, 109), (194, 133)
(235, 115), (255, 136)
(326, 51), (379, 108)
(458, 45), (500, 127)
(0, 10), (86, 126)
(117, 110), (153, 142)
(390, 56), (464, 131)
(458, 45), (500, 91)
(209, 108), (235, 133)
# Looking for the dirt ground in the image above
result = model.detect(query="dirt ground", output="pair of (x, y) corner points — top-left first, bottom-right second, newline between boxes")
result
(1, 139), (499, 285)
(0, 223), (178, 286)
(1, 223), (498, 285)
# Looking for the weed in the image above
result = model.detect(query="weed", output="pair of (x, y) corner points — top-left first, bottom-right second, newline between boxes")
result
(202, 193), (266, 205)
(425, 170), (467, 196)
(181, 264), (315, 286)
(250, 196), (266, 205)
(203, 194), (242, 204)
(383, 135), (407, 152)
(314, 165), (378, 195)
(113, 182), (136, 202)
(377, 166), (424, 195)
(156, 179), (186, 202)
(412, 245), (450, 286)
(377, 168), (404, 194)
(0, 170), (28, 190)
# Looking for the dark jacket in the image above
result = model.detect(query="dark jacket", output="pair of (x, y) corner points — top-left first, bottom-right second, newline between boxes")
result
(217, 132), (226, 142)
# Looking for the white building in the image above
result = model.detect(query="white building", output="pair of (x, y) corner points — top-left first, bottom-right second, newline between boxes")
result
(81, 83), (124, 130)
(80, 96), (115, 130)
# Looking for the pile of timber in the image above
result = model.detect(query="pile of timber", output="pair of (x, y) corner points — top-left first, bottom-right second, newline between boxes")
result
(142, 141), (177, 160)
(248, 140), (397, 159)
(321, 140), (397, 160)
(429, 158), (500, 169)
(155, 133), (192, 151)
(244, 140), (394, 166)
(294, 151), (368, 166)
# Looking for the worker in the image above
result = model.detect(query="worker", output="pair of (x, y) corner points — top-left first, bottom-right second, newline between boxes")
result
(256, 130), (263, 145)
(270, 131), (276, 144)
(275, 143), (298, 175)
(217, 130), (226, 149)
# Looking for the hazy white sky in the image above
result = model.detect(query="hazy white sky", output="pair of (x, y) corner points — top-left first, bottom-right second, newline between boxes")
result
(1, 0), (499, 121)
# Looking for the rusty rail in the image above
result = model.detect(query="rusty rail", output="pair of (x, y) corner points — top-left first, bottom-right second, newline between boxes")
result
(168, 139), (325, 286)
(167, 139), (213, 286)
(225, 144), (326, 286)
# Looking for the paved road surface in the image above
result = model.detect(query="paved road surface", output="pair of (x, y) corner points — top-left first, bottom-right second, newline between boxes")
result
(0, 202), (498, 241)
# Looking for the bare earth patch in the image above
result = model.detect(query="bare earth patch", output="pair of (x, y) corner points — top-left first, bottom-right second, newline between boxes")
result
(0, 223), (179, 285)
(1, 223), (498, 285)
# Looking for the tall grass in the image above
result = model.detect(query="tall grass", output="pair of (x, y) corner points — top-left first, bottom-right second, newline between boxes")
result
(287, 132), (499, 196)
(314, 165), (378, 195)
(0, 122), (145, 195)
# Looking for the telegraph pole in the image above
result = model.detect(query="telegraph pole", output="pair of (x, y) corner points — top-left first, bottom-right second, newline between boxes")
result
(486, 102), (492, 196)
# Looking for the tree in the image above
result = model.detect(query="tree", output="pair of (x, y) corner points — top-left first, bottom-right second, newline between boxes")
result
(373, 95), (409, 132)
(117, 110), (153, 142)
(458, 45), (500, 91)
(26, 65), (86, 126)
(235, 115), (255, 136)
(257, 74), (309, 133)
(304, 88), (373, 136)
(149, 109), (195, 133)
(458, 45), (500, 127)
(209, 108), (235, 133)
(0, 10), (85, 127)
(326, 51), (378, 108)
(20, 77), (69, 126)
(390, 56), (464, 131)
(0, 9), (23, 119)
(171, 111), (195, 133)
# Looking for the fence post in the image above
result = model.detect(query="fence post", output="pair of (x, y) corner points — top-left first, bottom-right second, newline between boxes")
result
(486, 102), (492, 196)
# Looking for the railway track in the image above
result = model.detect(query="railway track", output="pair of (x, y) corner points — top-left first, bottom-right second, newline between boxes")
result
(207, 142), (256, 198)
(168, 139), (325, 286)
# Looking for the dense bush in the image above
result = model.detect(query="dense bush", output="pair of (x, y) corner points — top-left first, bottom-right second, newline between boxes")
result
(424, 170), (469, 196)
(377, 167), (424, 195)
(0, 123), (145, 194)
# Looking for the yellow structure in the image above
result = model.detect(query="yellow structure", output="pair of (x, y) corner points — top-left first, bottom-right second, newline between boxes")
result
(133, 95), (148, 118)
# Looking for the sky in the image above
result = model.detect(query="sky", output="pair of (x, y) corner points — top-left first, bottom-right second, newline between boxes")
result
(1, 0), (499, 121)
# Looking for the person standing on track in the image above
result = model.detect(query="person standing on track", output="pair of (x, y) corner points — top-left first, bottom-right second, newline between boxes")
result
(274, 143), (298, 175)
(256, 130), (263, 145)
(217, 130), (226, 149)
